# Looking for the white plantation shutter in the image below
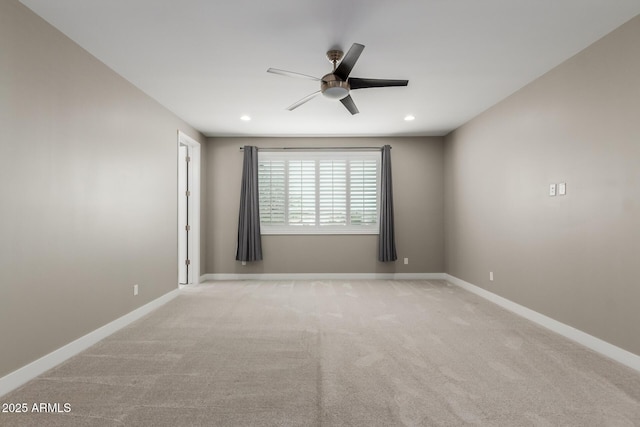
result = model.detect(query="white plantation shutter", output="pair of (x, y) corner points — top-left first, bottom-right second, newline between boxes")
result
(350, 159), (378, 225)
(258, 151), (380, 234)
(288, 160), (316, 225)
(258, 160), (286, 225)
(319, 160), (347, 226)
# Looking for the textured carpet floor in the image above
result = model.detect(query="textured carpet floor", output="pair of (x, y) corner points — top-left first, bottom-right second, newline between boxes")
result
(2, 280), (640, 426)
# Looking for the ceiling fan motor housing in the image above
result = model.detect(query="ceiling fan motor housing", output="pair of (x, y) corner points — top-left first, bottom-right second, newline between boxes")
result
(321, 73), (350, 100)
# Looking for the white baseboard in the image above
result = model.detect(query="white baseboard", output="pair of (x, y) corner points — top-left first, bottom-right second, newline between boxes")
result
(201, 273), (446, 282)
(0, 289), (180, 397)
(445, 274), (640, 373)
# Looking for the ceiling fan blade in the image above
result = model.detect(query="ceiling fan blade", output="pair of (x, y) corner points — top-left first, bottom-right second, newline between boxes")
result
(334, 43), (365, 81)
(349, 78), (409, 90)
(287, 91), (322, 111)
(267, 68), (320, 81)
(340, 95), (359, 115)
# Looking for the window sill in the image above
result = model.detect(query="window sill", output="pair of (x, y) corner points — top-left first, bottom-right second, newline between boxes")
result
(261, 226), (379, 235)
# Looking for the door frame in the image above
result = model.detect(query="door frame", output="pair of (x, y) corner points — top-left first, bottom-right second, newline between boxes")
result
(177, 131), (201, 287)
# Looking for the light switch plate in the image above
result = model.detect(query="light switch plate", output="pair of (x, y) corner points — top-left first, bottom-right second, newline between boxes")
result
(549, 184), (557, 196)
(558, 182), (566, 195)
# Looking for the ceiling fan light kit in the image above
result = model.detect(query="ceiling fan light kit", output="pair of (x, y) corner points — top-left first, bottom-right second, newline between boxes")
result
(321, 74), (350, 100)
(267, 43), (408, 115)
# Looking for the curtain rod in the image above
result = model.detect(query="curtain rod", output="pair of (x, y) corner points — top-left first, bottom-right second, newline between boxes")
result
(239, 146), (389, 151)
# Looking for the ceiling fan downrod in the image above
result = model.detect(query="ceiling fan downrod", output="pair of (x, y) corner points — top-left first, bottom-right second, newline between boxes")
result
(326, 49), (344, 71)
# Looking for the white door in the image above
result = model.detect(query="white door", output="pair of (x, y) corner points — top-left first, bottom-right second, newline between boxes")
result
(178, 144), (190, 284)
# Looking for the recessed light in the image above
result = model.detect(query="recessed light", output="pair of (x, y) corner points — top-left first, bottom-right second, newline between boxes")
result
(404, 115), (415, 121)
(240, 115), (251, 121)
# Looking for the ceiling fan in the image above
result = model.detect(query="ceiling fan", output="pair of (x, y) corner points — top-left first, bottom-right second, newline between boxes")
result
(267, 43), (409, 115)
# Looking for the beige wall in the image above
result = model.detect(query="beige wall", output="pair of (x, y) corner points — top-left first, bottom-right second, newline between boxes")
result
(5, 0), (638, 381)
(0, 0), (204, 377)
(205, 137), (444, 275)
(444, 15), (640, 355)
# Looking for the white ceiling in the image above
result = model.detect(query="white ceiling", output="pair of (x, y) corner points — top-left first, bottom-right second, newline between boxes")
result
(20, 0), (640, 137)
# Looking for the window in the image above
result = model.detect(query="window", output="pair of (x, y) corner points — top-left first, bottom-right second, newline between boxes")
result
(258, 151), (380, 234)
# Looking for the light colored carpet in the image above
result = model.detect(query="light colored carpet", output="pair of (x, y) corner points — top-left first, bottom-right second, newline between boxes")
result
(2, 280), (640, 426)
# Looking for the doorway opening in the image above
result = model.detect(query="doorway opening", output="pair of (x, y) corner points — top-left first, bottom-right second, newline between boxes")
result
(178, 131), (201, 287)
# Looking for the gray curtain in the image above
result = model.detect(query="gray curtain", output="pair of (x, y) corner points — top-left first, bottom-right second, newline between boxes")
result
(378, 145), (397, 262)
(236, 146), (263, 262)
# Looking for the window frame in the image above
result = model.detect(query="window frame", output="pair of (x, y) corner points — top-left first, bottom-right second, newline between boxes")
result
(258, 150), (381, 235)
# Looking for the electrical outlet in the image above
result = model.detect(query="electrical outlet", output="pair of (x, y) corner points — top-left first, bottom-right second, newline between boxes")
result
(404, 258), (409, 265)
(133, 284), (139, 296)
(549, 184), (557, 196)
(489, 272), (494, 281)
